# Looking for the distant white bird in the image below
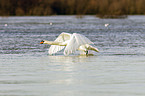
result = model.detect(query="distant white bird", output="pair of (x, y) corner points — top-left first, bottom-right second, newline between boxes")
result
(105, 23), (109, 27)
(50, 22), (53, 25)
(40, 32), (99, 55)
(4, 24), (7, 27)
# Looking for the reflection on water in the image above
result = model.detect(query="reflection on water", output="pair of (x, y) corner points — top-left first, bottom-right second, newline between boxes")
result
(48, 55), (96, 63)
(0, 16), (145, 96)
(0, 54), (145, 96)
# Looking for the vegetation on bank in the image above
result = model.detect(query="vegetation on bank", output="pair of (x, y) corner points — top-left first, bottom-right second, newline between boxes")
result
(0, 0), (145, 17)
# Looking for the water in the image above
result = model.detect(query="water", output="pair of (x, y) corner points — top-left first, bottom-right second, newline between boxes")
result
(0, 15), (145, 96)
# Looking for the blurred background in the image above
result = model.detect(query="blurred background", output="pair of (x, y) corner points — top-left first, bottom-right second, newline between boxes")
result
(0, 0), (145, 17)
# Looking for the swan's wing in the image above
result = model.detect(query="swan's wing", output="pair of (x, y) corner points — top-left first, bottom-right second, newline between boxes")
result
(54, 32), (72, 42)
(49, 32), (72, 55)
(64, 33), (93, 55)
(49, 45), (65, 55)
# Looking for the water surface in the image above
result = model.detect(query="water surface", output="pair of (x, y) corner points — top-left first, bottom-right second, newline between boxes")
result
(0, 15), (145, 96)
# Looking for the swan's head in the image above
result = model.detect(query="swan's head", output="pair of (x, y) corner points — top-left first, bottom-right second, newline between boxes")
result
(40, 40), (44, 44)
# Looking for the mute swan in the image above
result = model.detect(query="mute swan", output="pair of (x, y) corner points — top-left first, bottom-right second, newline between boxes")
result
(40, 32), (99, 55)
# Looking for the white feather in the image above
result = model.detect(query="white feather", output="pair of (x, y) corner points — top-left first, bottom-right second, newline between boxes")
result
(64, 33), (93, 55)
(49, 32), (72, 55)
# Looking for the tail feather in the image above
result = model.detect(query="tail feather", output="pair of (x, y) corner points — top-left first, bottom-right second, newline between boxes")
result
(88, 45), (99, 52)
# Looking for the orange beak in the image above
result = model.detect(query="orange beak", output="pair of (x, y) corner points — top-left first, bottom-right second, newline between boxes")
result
(40, 40), (44, 44)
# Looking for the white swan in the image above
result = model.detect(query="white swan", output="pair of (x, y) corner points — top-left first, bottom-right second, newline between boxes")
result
(40, 32), (99, 55)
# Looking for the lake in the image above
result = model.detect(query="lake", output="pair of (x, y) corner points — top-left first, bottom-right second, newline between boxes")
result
(0, 15), (145, 96)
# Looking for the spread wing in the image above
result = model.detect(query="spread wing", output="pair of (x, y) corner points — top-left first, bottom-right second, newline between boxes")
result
(49, 32), (72, 55)
(64, 33), (93, 55)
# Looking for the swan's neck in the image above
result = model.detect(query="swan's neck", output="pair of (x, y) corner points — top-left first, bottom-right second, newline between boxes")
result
(44, 40), (66, 46)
